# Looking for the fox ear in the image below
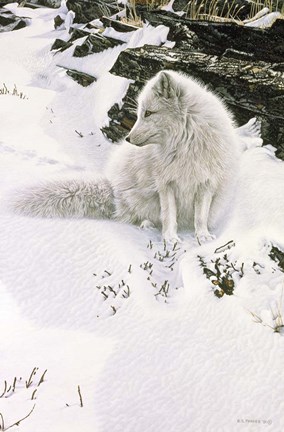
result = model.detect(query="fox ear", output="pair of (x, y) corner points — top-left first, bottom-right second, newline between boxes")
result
(153, 71), (179, 99)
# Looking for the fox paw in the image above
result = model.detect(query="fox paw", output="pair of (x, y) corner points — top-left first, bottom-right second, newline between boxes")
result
(140, 220), (155, 230)
(196, 232), (216, 245)
(163, 231), (182, 244)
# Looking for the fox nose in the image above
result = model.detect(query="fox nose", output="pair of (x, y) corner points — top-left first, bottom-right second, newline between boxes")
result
(125, 135), (131, 143)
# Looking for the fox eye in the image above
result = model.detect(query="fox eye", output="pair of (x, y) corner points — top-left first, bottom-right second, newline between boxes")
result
(145, 110), (153, 118)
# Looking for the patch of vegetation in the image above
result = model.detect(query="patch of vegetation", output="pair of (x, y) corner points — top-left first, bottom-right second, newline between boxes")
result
(93, 267), (131, 317)
(198, 252), (244, 298)
(0, 83), (28, 100)
(186, 0), (246, 21)
(0, 367), (47, 431)
(249, 0), (284, 18)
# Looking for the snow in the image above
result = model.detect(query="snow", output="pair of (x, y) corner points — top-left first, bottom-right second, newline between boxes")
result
(0, 3), (284, 432)
(244, 7), (283, 28)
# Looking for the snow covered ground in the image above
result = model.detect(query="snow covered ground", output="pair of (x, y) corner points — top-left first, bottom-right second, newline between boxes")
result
(0, 3), (284, 431)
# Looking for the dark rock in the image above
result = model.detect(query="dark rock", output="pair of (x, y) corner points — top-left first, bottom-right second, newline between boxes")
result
(51, 28), (90, 52)
(102, 82), (141, 141)
(0, 0), (14, 5)
(40, 0), (61, 7)
(19, 0), (60, 7)
(73, 33), (125, 57)
(171, 0), (188, 13)
(138, 10), (284, 63)
(66, 69), (97, 87)
(100, 16), (139, 33)
(51, 38), (71, 51)
(66, 0), (119, 24)
(68, 27), (91, 41)
(269, 246), (284, 272)
(54, 14), (64, 28)
(104, 45), (284, 158)
(58, 66), (97, 86)
(0, 8), (29, 32)
(0, 13), (14, 26)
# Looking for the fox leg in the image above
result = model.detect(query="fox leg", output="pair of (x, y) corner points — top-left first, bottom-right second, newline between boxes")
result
(194, 184), (216, 245)
(159, 186), (181, 243)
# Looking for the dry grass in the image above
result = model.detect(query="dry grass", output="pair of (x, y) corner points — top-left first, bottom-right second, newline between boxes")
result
(186, 0), (245, 21)
(124, 0), (284, 24)
(185, 0), (284, 22)
(124, 0), (171, 26)
(249, 0), (284, 18)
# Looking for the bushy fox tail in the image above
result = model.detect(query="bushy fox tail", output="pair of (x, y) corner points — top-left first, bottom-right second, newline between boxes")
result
(12, 178), (115, 219)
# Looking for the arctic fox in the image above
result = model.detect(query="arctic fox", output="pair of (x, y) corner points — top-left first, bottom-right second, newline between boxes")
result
(13, 70), (262, 243)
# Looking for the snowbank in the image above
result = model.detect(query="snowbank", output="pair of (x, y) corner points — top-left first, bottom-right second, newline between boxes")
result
(0, 3), (284, 432)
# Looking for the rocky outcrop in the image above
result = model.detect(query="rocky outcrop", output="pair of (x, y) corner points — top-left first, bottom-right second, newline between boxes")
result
(73, 33), (125, 57)
(66, 0), (119, 24)
(101, 16), (139, 33)
(102, 14), (284, 160)
(45, 0), (284, 158)
(57, 66), (97, 87)
(137, 10), (284, 63)
(51, 28), (126, 57)
(51, 28), (90, 52)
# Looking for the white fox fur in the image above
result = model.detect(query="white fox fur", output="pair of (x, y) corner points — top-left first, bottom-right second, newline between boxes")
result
(13, 70), (261, 243)
(13, 178), (114, 219)
(107, 70), (241, 243)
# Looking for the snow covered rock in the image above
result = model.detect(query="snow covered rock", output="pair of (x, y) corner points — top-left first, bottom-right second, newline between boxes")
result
(101, 16), (140, 33)
(73, 33), (125, 57)
(138, 9), (284, 63)
(0, 8), (29, 32)
(51, 28), (90, 51)
(57, 66), (97, 86)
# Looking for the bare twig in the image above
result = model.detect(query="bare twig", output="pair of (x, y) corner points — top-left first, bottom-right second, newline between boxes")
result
(12, 378), (16, 393)
(26, 367), (38, 388)
(0, 412), (5, 430)
(0, 382), (7, 398)
(214, 240), (235, 254)
(75, 130), (83, 138)
(5, 404), (36, 431)
(38, 369), (47, 387)
(31, 389), (37, 400)
(78, 386), (83, 408)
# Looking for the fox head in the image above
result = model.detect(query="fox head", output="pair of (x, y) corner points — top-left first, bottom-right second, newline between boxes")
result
(126, 71), (188, 147)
